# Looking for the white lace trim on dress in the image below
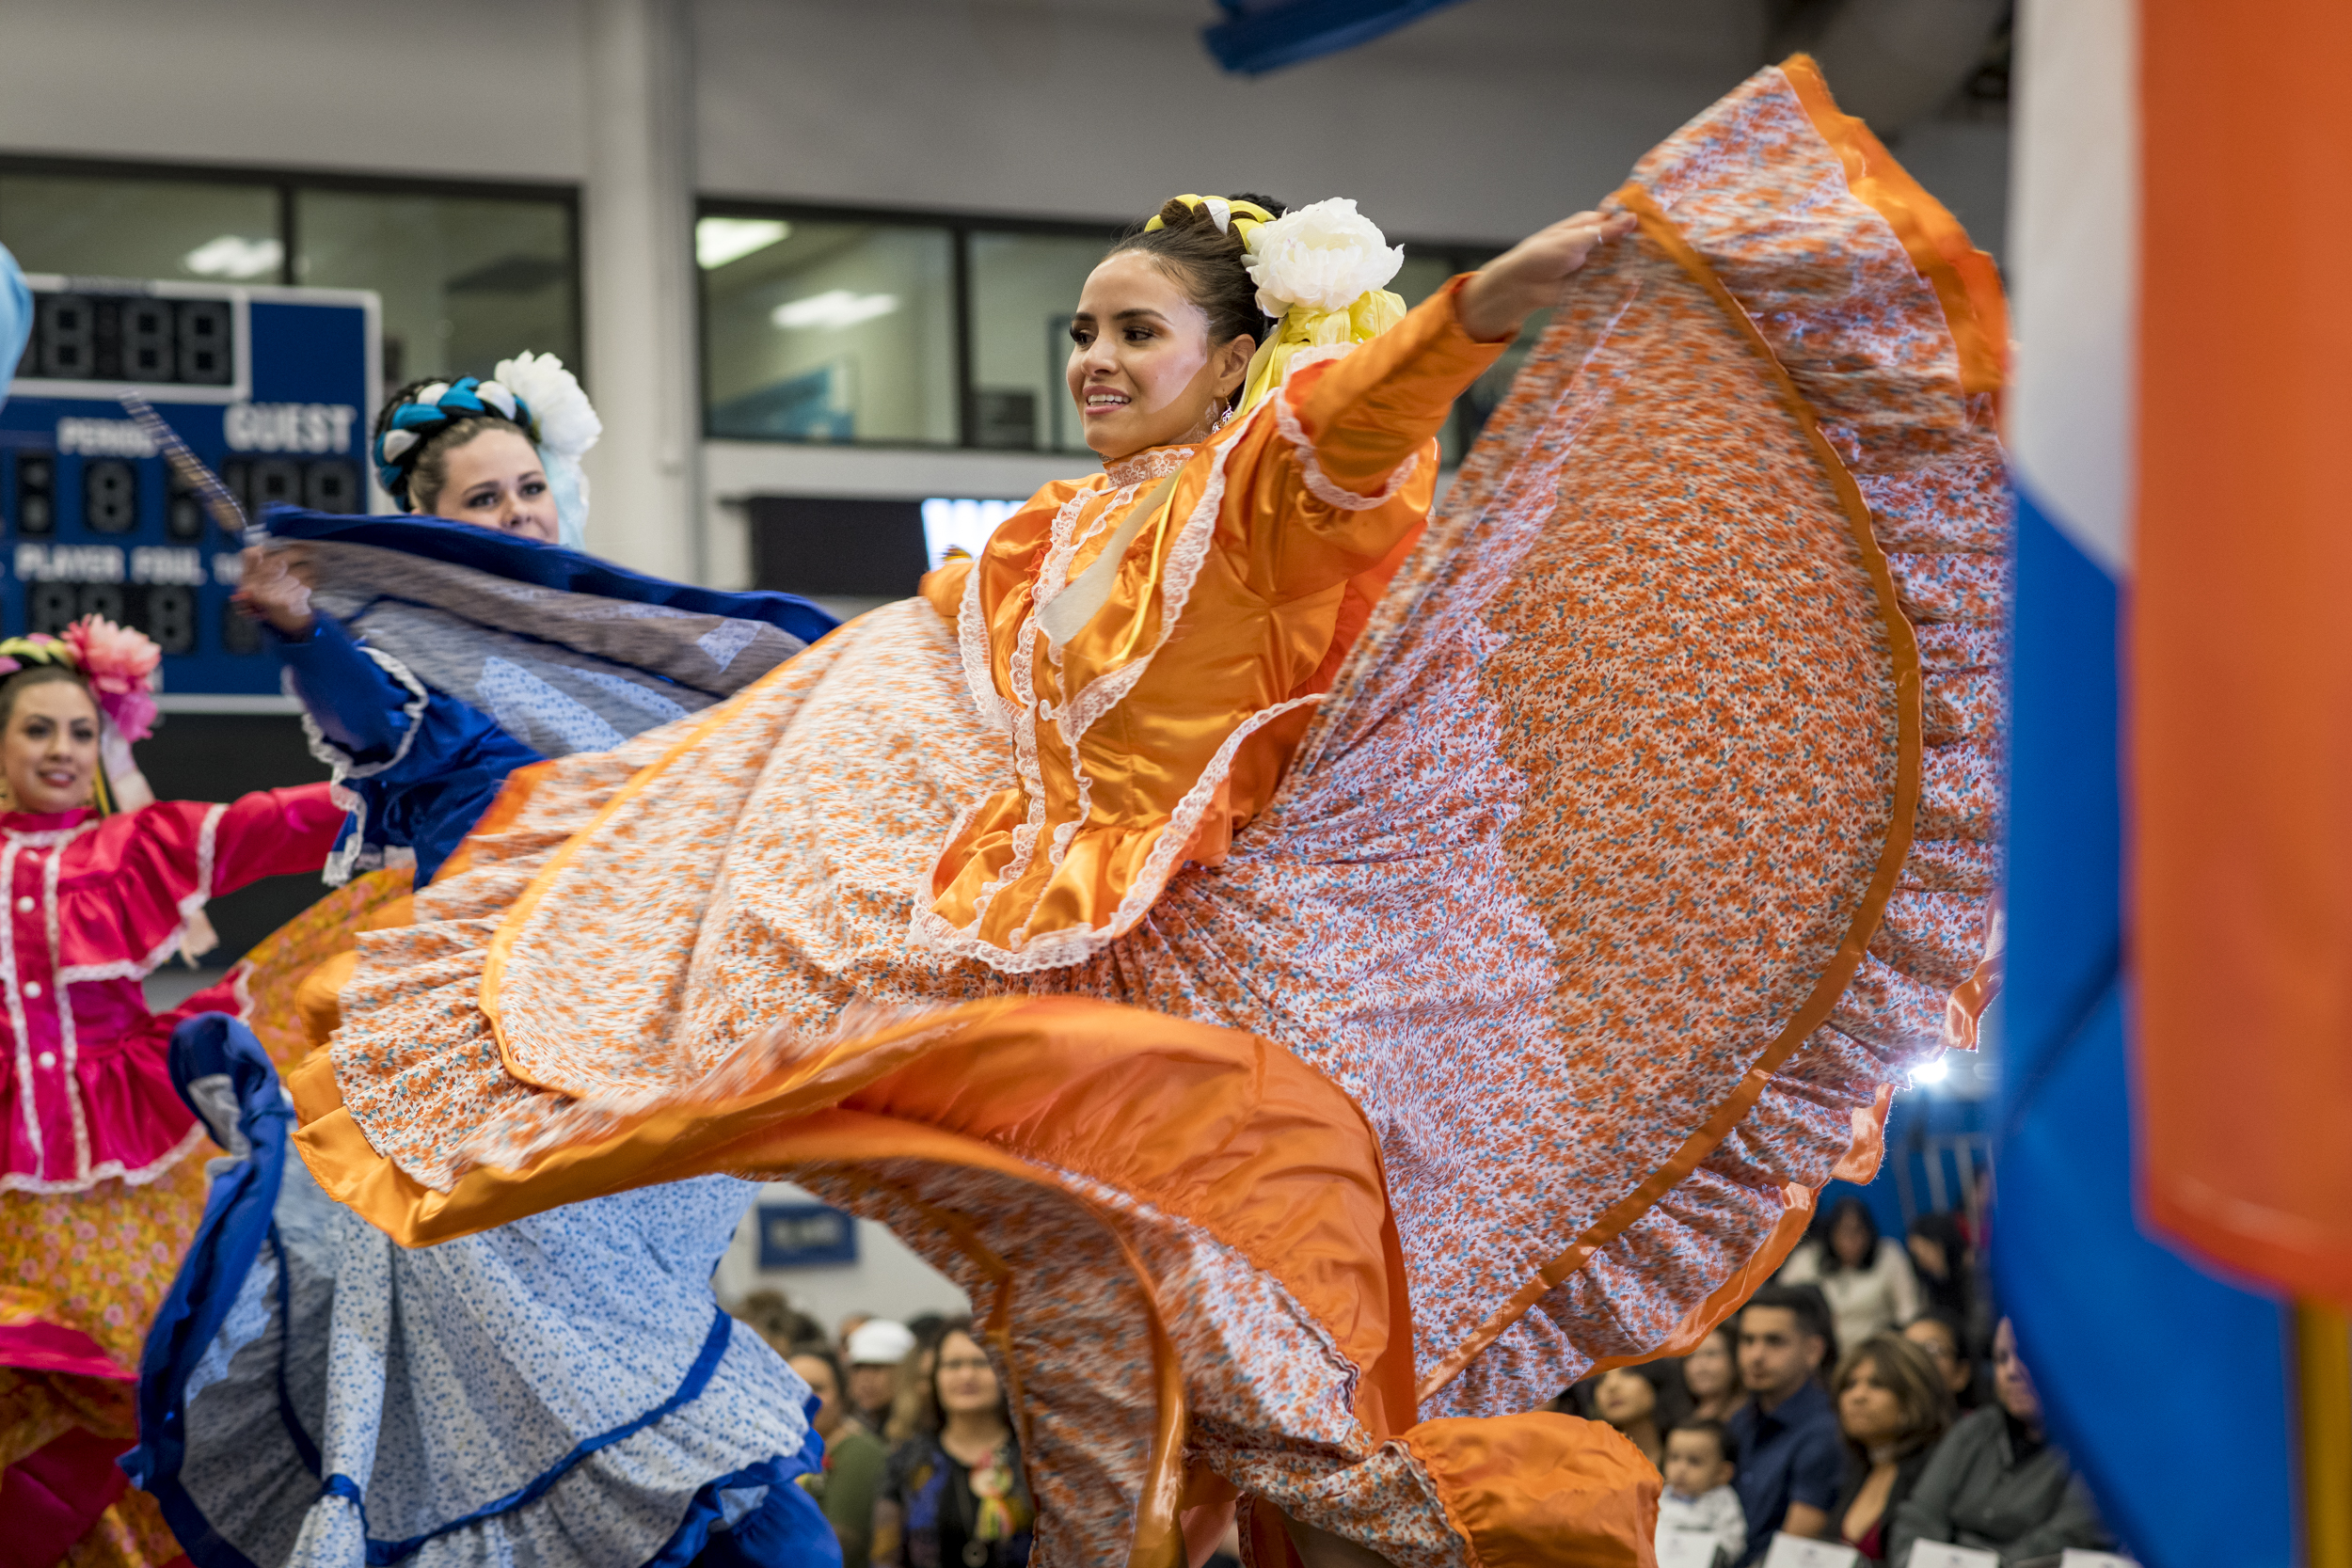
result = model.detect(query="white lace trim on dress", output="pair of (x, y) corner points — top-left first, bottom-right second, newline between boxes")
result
(0, 810), (210, 1190)
(298, 645), (431, 888)
(0, 1119), (208, 1196)
(911, 418), (1290, 972)
(1272, 345), (1422, 513)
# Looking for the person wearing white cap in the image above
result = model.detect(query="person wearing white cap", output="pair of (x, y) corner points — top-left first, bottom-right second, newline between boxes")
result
(848, 1319), (919, 1433)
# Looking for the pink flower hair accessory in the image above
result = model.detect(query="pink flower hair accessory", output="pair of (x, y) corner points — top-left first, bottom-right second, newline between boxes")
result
(62, 616), (163, 742)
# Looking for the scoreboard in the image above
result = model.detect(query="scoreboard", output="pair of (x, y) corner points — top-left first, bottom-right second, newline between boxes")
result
(1, 277), (380, 697)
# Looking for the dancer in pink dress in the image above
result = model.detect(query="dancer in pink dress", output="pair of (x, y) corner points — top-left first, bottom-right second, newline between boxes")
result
(0, 621), (343, 1568)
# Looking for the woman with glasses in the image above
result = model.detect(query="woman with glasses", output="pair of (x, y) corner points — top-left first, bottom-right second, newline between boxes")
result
(872, 1322), (1031, 1568)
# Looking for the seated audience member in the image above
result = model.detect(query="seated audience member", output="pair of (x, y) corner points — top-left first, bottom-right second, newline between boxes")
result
(1682, 1323), (1746, 1422)
(1725, 1285), (1844, 1567)
(1657, 1418), (1747, 1566)
(789, 1344), (890, 1568)
(1831, 1335), (1956, 1564)
(731, 1288), (823, 1354)
(1909, 1209), (1997, 1360)
(1889, 1319), (2115, 1566)
(1903, 1307), (1981, 1411)
(1781, 1197), (1923, 1354)
(1590, 1361), (1691, 1468)
(848, 1319), (918, 1434)
(1905, 1211), (1974, 1319)
(885, 1329), (945, 1446)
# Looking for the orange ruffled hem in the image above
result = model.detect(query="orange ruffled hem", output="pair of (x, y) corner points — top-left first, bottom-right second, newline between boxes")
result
(293, 54), (2008, 1567)
(293, 993), (1660, 1566)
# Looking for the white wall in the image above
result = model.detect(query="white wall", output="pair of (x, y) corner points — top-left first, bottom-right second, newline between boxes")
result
(694, 0), (1769, 244)
(712, 1181), (970, 1336)
(0, 0), (2010, 585)
(0, 0), (1769, 235)
(1891, 116), (2011, 261)
(0, 0), (589, 181)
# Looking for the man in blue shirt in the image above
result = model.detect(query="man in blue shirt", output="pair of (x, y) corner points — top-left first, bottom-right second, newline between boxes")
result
(1724, 1284), (1844, 1565)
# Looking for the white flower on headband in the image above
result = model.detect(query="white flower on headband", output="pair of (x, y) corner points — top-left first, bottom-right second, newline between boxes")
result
(1243, 198), (1404, 316)
(494, 351), (602, 460)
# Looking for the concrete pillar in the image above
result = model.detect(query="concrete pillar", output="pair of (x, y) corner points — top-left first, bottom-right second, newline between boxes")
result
(580, 0), (701, 582)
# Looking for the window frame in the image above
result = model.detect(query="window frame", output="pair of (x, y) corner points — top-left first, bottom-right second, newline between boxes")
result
(697, 195), (1506, 457)
(696, 197), (1121, 451)
(0, 152), (584, 381)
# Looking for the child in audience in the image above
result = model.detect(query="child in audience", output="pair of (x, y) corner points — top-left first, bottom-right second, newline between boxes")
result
(1658, 1418), (1748, 1564)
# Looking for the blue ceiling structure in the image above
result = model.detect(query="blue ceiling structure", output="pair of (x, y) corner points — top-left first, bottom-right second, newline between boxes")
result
(1202, 0), (1476, 73)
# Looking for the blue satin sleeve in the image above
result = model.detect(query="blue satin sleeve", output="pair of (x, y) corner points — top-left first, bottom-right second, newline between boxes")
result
(270, 613), (414, 760)
(268, 614), (542, 886)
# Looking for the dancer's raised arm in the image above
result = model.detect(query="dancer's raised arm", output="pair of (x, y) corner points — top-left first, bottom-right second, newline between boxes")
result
(1457, 208), (1638, 342)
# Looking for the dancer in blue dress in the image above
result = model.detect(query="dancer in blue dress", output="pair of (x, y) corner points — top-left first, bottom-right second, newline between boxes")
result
(123, 362), (845, 1568)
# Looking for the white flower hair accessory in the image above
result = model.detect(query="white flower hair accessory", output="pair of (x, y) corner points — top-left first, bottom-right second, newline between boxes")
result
(1242, 198), (1405, 317)
(1227, 198), (1409, 421)
(493, 351), (602, 549)
(494, 352), (601, 459)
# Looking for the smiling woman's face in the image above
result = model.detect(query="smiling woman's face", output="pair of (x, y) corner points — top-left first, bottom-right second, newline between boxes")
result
(2, 679), (100, 815)
(1065, 251), (1255, 464)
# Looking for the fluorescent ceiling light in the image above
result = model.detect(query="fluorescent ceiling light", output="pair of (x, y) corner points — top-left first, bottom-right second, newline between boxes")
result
(182, 235), (283, 279)
(1910, 1054), (1950, 1086)
(772, 290), (898, 330)
(697, 216), (790, 269)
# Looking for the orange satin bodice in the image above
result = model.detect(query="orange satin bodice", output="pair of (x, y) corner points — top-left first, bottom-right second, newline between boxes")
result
(914, 277), (1506, 971)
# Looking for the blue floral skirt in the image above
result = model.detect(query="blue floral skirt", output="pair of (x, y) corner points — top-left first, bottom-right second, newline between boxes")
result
(124, 1014), (839, 1568)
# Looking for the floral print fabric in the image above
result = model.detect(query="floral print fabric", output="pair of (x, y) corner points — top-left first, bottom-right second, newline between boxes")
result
(310, 61), (2007, 1566)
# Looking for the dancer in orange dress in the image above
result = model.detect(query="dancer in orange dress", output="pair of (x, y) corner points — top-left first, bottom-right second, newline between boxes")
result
(290, 59), (2008, 1568)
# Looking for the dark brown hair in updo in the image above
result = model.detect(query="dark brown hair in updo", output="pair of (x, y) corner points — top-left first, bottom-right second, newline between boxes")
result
(1106, 193), (1286, 349)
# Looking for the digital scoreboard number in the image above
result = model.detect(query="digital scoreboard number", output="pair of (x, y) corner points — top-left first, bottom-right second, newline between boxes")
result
(1, 277), (380, 696)
(30, 293), (235, 386)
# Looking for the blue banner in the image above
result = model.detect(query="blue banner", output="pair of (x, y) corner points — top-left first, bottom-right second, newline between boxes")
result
(2000, 481), (2292, 1567)
(1202, 0), (1473, 73)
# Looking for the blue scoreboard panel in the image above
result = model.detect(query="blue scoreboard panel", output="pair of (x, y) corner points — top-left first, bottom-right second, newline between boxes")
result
(1, 277), (380, 696)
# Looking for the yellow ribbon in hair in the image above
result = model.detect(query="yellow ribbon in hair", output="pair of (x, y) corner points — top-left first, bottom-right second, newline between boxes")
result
(1145, 193), (1275, 247)
(1232, 287), (1406, 420)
